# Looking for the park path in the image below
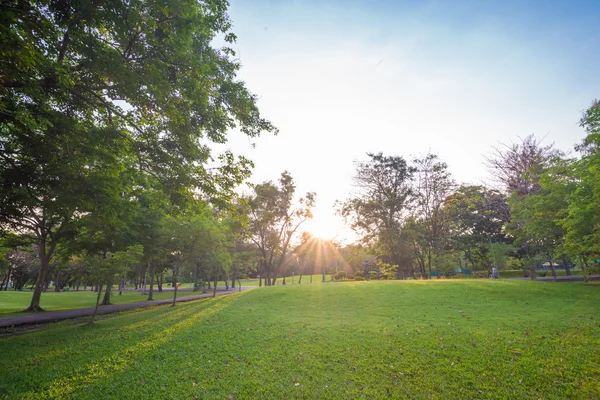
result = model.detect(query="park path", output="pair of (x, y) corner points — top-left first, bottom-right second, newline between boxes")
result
(0, 286), (254, 328)
(508, 275), (600, 281)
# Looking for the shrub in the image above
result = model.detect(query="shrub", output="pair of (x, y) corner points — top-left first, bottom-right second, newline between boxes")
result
(355, 271), (365, 278)
(354, 276), (365, 281)
(334, 271), (347, 281)
(347, 275), (355, 280)
(369, 271), (379, 280)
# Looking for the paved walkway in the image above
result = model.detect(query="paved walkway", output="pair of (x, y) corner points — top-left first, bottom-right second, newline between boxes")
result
(0, 286), (254, 328)
(508, 275), (600, 281)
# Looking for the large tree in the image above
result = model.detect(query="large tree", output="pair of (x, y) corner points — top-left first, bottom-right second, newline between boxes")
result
(561, 100), (600, 267)
(0, 0), (274, 310)
(413, 153), (455, 278)
(486, 135), (562, 279)
(444, 185), (510, 271)
(338, 153), (415, 278)
(248, 172), (315, 286)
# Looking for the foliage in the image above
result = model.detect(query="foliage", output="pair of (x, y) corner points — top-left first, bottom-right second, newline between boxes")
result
(444, 185), (510, 270)
(333, 271), (347, 281)
(0, 0), (275, 309)
(338, 153), (415, 277)
(248, 172), (315, 285)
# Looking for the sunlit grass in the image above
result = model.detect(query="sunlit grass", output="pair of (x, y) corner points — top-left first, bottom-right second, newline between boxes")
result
(1, 280), (599, 399)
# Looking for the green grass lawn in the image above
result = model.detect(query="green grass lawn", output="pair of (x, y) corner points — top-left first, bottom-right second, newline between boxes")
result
(0, 290), (202, 316)
(1, 280), (599, 399)
(0, 274), (332, 316)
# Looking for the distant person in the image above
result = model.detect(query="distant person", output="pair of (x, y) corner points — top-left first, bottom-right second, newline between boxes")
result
(492, 267), (498, 279)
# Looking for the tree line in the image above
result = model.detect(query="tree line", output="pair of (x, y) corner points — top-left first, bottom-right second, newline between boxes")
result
(0, 0), (321, 312)
(338, 100), (600, 280)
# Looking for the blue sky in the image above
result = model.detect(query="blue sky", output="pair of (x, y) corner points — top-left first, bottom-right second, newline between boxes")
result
(218, 0), (600, 240)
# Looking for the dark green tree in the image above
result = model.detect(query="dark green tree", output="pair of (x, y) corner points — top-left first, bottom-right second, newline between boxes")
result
(338, 153), (415, 278)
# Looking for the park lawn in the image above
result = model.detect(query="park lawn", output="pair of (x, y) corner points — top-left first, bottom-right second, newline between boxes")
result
(0, 290), (201, 316)
(239, 273), (332, 286)
(0, 280), (599, 399)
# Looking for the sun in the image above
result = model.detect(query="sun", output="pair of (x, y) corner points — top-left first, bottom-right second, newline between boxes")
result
(303, 217), (338, 240)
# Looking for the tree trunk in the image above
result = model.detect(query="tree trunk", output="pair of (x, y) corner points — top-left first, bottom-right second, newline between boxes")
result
(158, 272), (163, 292)
(282, 276), (286, 285)
(119, 274), (125, 295)
(298, 274), (302, 284)
(530, 263), (536, 280)
(26, 240), (51, 312)
(225, 276), (229, 290)
(101, 282), (112, 305)
(212, 276), (218, 298)
(0, 266), (10, 291)
(207, 278), (212, 289)
(259, 275), (262, 287)
(427, 248), (433, 279)
(231, 277), (236, 289)
(89, 284), (103, 324)
(548, 260), (557, 281)
(54, 271), (61, 292)
(562, 256), (571, 276)
(148, 260), (156, 301)
(193, 264), (200, 292)
(171, 268), (179, 306)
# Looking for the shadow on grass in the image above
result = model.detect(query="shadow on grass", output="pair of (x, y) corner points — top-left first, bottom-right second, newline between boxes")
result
(0, 294), (244, 399)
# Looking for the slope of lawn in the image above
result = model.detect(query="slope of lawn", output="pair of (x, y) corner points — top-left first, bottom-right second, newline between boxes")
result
(0, 290), (202, 316)
(0, 280), (599, 399)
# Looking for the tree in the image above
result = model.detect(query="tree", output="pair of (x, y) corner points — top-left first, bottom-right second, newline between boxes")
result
(162, 208), (217, 306)
(248, 172), (315, 286)
(338, 153), (415, 278)
(486, 135), (562, 279)
(0, 0), (274, 311)
(0, 114), (128, 310)
(87, 245), (142, 324)
(562, 100), (600, 267)
(444, 185), (510, 271)
(0, 0), (275, 185)
(486, 134), (562, 196)
(413, 153), (455, 278)
(510, 159), (579, 279)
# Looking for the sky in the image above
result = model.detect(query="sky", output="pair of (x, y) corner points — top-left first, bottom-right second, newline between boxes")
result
(215, 0), (600, 242)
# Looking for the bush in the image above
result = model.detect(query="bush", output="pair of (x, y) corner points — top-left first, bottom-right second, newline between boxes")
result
(369, 271), (379, 280)
(355, 271), (365, 278)
(347, 275), (355, 280)
(354, 276), (365, 281)
(334, 271), (347, 281)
